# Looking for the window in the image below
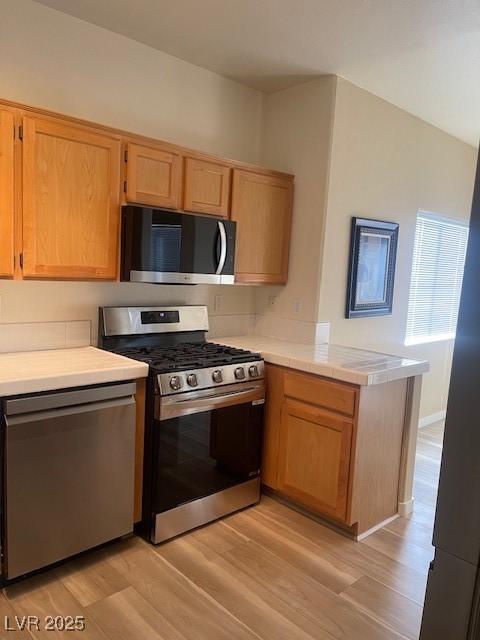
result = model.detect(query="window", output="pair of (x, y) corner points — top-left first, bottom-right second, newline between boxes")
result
(405, 211), (469, 345)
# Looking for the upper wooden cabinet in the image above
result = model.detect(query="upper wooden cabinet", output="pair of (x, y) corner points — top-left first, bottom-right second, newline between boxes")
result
(183, 157), (230, 217)
(0, 109), (15, 277)
(0, 96), (294, 284)
(22, 116), (121, 279)
(125, 142), (181, 209)
(231, 169), (293, 284)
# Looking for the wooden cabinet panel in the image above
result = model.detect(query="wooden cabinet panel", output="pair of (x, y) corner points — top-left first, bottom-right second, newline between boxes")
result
(0, 109), (15, 277)
(231, 170), (293, 284)
(126, 143), (181, 209)
(284, 370), (357, 417)
(262, 364), (284, 489)
(277, 398), (353, 522)
(22, 116), (121, 279)
(184, 157), (230, 217)
(348, 379), (407, 533)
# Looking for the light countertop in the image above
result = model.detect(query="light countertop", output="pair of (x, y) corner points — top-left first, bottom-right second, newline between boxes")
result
(0, 346), (148, 396)
(214, 336), (429, 385)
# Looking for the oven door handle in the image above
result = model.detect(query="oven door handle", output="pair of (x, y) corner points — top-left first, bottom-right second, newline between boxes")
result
(158, 384), (265, 420)
(215, 221), (227, 275)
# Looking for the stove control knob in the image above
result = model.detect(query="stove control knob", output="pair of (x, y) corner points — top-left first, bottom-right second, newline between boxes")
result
(234, 366), (246, 380)
(186, 373), (198, 387)
(169, 376), (183, 391)
(249, 364), (259, 378)
(212, 370), (223, 383)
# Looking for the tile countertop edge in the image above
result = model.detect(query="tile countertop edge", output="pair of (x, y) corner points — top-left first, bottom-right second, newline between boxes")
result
(0, 347), (149, 397)
(212, 336), (429, 386)
(0, 366), (149, 397)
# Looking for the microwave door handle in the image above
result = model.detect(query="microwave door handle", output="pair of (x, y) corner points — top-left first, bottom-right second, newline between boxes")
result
(215, 221), (227, 275)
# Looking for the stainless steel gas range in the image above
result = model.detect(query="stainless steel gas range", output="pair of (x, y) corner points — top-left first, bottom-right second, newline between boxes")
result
(99, 305), (265, 543)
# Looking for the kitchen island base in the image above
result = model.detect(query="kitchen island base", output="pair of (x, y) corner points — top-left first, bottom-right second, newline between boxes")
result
(262, 364), (417, 538)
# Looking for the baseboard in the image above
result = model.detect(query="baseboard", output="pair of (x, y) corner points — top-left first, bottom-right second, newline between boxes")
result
(398, 497), (415, 517)
(355, 514), (400, 541)
(419, 410), (446, 429)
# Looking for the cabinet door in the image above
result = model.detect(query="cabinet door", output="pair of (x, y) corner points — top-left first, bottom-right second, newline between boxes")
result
(277, 399), (352, 522)
(0, 109), (15, 277)
(183, 157), (230, 217)
(22, 116), (121, 279)
(231, 169), (293, 284)
(126, 143), (181, 209)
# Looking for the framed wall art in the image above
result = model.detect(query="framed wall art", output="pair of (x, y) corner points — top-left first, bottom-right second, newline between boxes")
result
(346, 217), (399, 318)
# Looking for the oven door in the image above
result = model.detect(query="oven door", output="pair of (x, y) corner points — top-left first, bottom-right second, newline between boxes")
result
(121, 205), (236, 284)
(150, 382), (264, 542)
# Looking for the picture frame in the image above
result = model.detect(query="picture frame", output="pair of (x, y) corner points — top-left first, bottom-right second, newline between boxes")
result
(346, 217), (399, 318)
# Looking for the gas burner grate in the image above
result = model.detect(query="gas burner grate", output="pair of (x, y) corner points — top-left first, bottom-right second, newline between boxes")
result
(117, 342), (262, 374)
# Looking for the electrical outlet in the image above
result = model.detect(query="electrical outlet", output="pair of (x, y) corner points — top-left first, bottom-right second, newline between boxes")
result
(213, 294), (224, 313)
(268, 295), (276, 309)
(293, 298), (303, 315)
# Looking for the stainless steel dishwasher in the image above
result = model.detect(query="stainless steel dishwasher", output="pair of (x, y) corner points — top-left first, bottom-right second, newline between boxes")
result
(2, 382), (136, 580)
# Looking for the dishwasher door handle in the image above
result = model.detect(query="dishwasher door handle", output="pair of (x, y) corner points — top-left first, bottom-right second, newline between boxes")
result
(3, 381), (137, 416)
(5, 396), (135, 428)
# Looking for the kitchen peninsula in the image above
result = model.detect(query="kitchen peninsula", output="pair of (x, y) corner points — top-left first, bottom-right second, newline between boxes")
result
(216, 335), (429, 539)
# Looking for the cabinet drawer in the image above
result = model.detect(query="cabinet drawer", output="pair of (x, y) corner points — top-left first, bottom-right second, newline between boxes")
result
(284, 371), (357, 417)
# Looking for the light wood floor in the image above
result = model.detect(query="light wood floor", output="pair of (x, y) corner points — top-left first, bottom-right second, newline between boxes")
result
(1, 422), (444, 640)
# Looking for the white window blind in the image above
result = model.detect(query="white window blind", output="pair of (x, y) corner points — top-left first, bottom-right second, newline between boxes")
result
(405, 211), (469, 345)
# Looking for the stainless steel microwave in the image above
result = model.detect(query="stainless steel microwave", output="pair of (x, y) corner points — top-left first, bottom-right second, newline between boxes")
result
(121, 206), (236, 285)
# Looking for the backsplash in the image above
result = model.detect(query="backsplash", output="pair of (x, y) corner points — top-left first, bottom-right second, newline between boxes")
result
(0, 280), (256, 348)
(253, 315), (330, 344)
(0, 281), (329, 353)
(0, 314), (329, 354)
(0, 320), (91, 353)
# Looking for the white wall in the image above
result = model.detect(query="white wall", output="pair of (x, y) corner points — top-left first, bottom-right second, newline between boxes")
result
(0, 0), (264, 162)
(0, 0), (265, 340)
(254, 76), (476, 417)
(255, 76), (337, 342)
(319, 78), (477, 417)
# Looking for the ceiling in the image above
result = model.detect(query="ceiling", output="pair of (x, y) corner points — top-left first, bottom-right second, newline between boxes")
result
(34, 0), (480, 146)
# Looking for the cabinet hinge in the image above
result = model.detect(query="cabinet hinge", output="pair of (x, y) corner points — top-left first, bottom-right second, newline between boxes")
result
(123, 180), (127, 193)
(124, 149), (128, 162)
(18, 125), (23, 141)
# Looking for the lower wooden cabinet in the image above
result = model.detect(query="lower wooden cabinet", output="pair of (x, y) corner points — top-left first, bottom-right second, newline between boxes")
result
(263, 364), (408, 536)
(22, 116), (121, 279)
(0, 109), (15, 277)
(277, 399), (353, 521)
(231, 169), (293, 284)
